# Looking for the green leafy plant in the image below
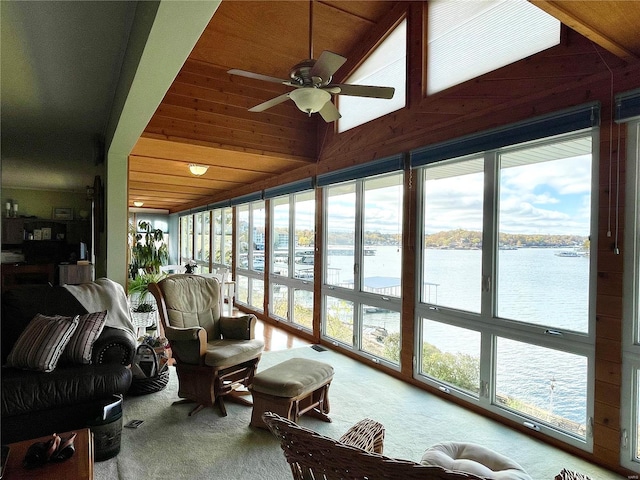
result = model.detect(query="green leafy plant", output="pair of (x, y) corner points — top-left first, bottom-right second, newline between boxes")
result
(130, 220), (169, 275)
(128, 272), (165, 312)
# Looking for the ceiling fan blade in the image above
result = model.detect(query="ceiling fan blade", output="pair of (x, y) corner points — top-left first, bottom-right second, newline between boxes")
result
(311, 51), (347, 81)
(248, 93), (291, 112)
(318, 101), (341, 122)
(228, 69), (288, 85)
(329, 83), (395, 99)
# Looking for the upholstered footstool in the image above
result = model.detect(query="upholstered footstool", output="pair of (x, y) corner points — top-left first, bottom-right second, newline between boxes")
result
(421, 441), (532, 480)
(250, 358), (334, 429)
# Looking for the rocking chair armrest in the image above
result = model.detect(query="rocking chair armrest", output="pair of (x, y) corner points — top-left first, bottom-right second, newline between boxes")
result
(338, 418), (385, 455)
(219, 314), (257, 340)
(164, 326), (207, 364)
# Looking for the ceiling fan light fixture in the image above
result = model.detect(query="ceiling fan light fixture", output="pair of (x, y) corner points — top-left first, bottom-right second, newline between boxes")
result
(189, 164), (209, 176)
(289, 88), (331, 115)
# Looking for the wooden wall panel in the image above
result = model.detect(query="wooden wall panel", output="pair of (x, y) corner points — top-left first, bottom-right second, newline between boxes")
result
(597, 314), (623, 343)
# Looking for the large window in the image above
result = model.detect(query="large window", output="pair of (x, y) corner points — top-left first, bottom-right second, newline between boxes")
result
(497, 137), (592, 332)
(622, 118), (640, 471)
(179, 214), (193, 264)
(322, 171), (403, 366)
(427, 0), (560, 95)
(415, 124), (596, 450)
(193, 211), (210, 270)
(422, 157), (484, 313)
(212, 206), (233, 269)
(236, 200), (265, 312)
(270, 189), (315, 330)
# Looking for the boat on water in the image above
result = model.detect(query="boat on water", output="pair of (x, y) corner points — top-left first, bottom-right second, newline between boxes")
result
(327, 246), (376, 256)
(555, 251), (579, 257)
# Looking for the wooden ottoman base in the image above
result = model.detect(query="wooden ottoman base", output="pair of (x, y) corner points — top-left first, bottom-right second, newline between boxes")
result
(250, 358), (334, 429)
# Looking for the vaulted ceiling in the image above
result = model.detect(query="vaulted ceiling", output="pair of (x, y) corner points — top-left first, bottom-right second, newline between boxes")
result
(129, 0), (398, 211)
(2, 1), (640, 213)
(130, 0), (640, 212)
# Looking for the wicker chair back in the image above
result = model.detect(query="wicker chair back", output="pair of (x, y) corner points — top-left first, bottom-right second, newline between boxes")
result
(262, 412), (487, 480)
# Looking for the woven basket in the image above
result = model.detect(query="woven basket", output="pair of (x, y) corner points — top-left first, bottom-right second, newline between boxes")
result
(130, 310), (155, 329)
(129, 293), (157, 329)
(128, 368), (170, 396)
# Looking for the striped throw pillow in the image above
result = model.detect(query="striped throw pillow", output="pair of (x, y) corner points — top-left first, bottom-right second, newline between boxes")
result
(62, 311), (108, 364)
(7, 314), (79, 372)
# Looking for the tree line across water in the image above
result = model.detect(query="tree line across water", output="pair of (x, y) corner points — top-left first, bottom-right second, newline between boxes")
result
(315, 228), (587, 249)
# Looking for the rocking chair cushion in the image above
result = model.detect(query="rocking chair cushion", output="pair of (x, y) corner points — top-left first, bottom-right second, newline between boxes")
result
(204, 339), (265, 367)
(421, 441), (532, 480)
(220, 315), (256, 340)
(251, 358), (334, 397)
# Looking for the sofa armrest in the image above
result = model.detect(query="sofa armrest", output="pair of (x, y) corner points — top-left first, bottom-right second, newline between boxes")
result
(92, 326), (137, 366)
(219, 314), (257, 340)
(165, 326), (206, 364)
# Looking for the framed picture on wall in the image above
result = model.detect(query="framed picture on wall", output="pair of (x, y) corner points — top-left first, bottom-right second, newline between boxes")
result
(52, 207), (73, 220)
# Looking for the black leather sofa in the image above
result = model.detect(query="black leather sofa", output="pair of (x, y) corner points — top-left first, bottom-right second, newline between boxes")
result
(1, 284), (136, 443)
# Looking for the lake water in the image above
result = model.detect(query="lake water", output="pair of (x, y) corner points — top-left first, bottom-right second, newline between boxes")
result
(327, 245), (590, 426)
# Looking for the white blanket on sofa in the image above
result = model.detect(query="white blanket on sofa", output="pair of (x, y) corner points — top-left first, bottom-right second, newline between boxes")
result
(64, 278), (135, 334)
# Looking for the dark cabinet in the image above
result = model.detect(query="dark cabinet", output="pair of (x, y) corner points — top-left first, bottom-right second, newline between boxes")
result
(2, 218), (25, 244)
(1, 263), (55, 292)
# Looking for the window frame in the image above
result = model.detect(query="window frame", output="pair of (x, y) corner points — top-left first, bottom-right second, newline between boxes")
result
(426, 0), (560, 96)
(321, 171), (404, 368)
(211, 206), (233, 270)
(268, 189), (316, 330)
(337, 17), (407, 133)
(414, 128), (598, 451)
(236, 200), (266, 312)
(621, 119), (640, 471)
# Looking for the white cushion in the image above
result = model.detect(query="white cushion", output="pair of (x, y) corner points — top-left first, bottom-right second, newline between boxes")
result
(421, 441), (532, 480)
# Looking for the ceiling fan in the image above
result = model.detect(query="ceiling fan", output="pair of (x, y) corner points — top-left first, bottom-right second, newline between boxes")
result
(227, 1), (395, 122)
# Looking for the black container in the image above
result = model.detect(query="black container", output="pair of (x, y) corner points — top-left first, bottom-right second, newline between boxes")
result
(87, 394), (123, 461)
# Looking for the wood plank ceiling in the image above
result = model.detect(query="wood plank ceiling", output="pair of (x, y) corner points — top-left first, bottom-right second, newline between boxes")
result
(129, 0), (640, 213)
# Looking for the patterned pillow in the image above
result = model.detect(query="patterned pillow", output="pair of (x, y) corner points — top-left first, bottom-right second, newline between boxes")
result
(6, 314), (79, 372)
(62, 311), (108, 364)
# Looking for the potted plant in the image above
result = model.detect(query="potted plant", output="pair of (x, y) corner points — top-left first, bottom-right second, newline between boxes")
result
(130, 220), (169, 275)
(128, 272), (165, 329)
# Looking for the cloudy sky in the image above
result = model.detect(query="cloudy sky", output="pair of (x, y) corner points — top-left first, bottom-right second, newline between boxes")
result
(276, 145), (593, 241)
(423, 154), (592, 236)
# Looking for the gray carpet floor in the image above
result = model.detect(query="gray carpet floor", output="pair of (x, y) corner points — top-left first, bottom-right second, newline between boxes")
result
(95, 347), (625, 479)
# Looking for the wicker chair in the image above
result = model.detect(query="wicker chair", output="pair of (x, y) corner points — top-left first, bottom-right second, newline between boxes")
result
(262, 412), (489, 480)
(149, 274), (264, 416)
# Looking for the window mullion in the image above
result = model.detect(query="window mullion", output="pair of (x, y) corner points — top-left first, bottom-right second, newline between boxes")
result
(355, 180), (364, 292)
(354, 180), (365, 350)
(289, 195), (295, 280)
(480, 151), (498, 409)
(481, 151), (498, 319)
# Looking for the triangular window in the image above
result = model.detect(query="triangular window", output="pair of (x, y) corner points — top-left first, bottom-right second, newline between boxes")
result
(427, 0), (560, 95)
(338, 19), (407, 133)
